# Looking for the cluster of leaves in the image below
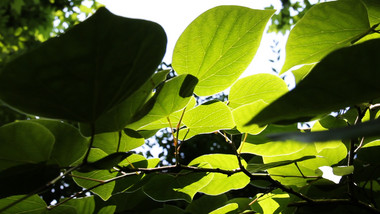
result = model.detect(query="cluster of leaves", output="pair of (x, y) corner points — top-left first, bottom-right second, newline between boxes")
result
(0, 0), (98, 65)
(0, 0), (380, 213)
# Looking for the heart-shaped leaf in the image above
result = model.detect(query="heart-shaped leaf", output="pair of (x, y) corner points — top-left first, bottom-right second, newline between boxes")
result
(0, 7), (167, 122)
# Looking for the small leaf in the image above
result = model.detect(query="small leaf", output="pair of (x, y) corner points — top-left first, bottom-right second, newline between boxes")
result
(189, 154), (250, 195)
(78, 152), (134, 173)
(249, 39), (380, 126)
(179, 101), (235, 140)
(0, 195), (46, 214)
(173, 6), (275, 96)
(332, 165), (354, 176)
(209, 203), (239, 214)
(127, 74), (194, 130)
(92, 130), (144, 154)
(247, 156), (316, 173)
(179, 75), (198, 98)
(268, 119), (380, 142)
(143, 165), (213, 203)
(51, 196), (95, 214)
(281, 0), (370, 73)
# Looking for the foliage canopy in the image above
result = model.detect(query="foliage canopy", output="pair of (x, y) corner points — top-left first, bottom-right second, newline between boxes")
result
(1, 1), (380, 213)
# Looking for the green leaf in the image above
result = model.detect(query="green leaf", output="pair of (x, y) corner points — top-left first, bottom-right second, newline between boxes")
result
(361, 0), (380, 25)
(185, 195), (228, 214)
(189, 154), (250, 195)
(232, 100), (268, 134)
(78, 152), (133, 173)
(268, 119), (380, 142)
(72, 149), (118, 201)
(281, 0), (370, 73)
(247, 156), (316, 173)
(179, 101), (235, 140)
(92, 129), (144, 154)
(0, 121), (55, 170)
(209, 203), (238, 214)
(127, 74), (195, 130)
(50, 196), (95, 214)
(239, 124), (306, 157)
(228, 73), (288, 109)
(292, 64), (315, 84)
(0, 163), (60, 199)
(79, 70), (170, 136)
(150, 205), (185, 214)
(0, 195), (46, 214)
(173, 6), (275, 96)
(0, 7), (167, 122)
(249, 39), (380, 126)
(332, 165), (354, 176)
(97, 206), (116, 214)
(31, 119), (88, 167)
(142, 165), (213, 203)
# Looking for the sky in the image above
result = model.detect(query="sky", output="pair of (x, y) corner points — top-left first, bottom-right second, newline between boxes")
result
(96, 0), (288, 77)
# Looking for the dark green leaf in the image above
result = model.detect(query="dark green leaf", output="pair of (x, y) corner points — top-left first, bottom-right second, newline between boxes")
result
(79, 70), (170, 136)
(0, 7), (167, 122)
(31, 119), (88, 167)
(179, 74), (198, 98)
(49, 196), (95, 214)
(0, 121), (54, 170)
(0, 195), (46, 214)
(0, 163), (60, 199)
(247, 156), (316, 173)
(268, 119), (380, 142)
(78, 152), (134, 172)
(248, 39), (380, 126)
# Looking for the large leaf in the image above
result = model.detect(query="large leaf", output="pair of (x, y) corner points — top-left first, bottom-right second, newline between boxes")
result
(127, 74), (197, 130)
(228, 73), (288, 109)
(0, 195), (46, 214)
(0, 121), (54, 171)
(248, 39), (380, 126)
(185, 195), (228, 214)
(189, 154), (250, 195)
(247, 156), (316, 173)
(173, 6), (275, 96)
(281, 0), (370, 73)
(31, 119), (88, 167)
(0, 7), (167, 122)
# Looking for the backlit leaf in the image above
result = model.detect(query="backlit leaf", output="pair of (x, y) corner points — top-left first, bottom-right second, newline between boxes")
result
(228, 73), (288, 109)
(142, 163), (213, 203)
(173, 6), (275, 96)
(92, 129), (144, 154)
(249, 39), (380, 125)
(179, 101), (235, 140)
(0, 195), (46, 214)
(281, 0), (370, 73)
(189, 154), (250, 195)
